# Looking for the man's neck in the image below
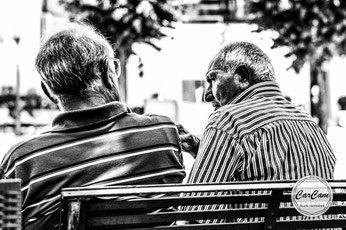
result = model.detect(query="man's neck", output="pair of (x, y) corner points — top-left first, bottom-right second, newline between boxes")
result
(58, 95), (109, 112)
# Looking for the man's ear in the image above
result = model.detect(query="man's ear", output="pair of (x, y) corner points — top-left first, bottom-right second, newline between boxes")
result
(101, 58), (121, 89)
(235, 65), (252, 90)
(41, 82), (58, 104)
(113, 58), (121, 78)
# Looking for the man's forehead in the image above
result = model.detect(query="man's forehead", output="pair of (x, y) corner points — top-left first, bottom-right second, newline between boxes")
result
(208, 53), (224, 68)
(206, 54), (224, 76)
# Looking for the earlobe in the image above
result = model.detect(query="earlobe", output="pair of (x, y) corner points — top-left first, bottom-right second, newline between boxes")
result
(113, 58), (121, 78)
(41, 82), (58, 104)
(101, 59), (112, 89)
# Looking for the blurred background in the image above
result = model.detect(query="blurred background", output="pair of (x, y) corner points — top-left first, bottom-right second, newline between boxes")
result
(0, 0), (346, 179)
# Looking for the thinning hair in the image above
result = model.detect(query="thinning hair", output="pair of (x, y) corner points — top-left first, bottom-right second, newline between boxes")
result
(35, 21), (115, 95)
(215, 41), (275, 83)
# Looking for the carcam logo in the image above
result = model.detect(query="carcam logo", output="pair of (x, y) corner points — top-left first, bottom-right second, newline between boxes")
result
(291, 175), (333, 217)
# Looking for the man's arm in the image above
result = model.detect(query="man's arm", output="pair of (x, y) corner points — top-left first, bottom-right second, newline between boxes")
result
(187, 127), (242, 183)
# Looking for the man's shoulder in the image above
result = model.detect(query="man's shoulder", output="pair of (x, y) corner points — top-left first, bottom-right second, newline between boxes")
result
(118, 112), (179, 143)
(207, 97), (311, 138)
(1, 134), (48, 175)
(140, 113), (176, 123)
(207, 99), (256, 128)
(125, 112), (177, 128)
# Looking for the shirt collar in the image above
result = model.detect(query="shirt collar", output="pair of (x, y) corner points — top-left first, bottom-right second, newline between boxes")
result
(50, 101), (131, 132)
(228, 80), (283, 105)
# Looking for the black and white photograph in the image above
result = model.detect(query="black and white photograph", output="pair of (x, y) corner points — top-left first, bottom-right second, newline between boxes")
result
(0, 0), (346, 229)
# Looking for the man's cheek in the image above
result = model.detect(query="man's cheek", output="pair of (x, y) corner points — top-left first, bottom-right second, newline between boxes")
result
(215, 85), (227, 102)
(215, 90), (221, 102)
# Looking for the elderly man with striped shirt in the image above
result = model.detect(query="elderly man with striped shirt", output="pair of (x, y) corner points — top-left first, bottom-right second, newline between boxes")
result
(0, 22), (185, 230)
(179, 41), (336, 224)
(181, 41), (336, 185)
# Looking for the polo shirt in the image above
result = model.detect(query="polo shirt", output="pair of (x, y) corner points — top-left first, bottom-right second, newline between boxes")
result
(1, 101), (186, 229)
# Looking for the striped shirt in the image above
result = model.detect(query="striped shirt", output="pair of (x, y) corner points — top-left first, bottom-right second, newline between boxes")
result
(0, 101), (186, 230)
(188, 81), (336, 184)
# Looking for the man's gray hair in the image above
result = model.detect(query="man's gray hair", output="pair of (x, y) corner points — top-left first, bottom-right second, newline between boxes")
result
(35, 21), (115, 95)
(218, 41), (275, 82)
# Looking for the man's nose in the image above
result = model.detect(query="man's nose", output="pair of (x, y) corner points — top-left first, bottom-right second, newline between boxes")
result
(204, 87), (214, 102)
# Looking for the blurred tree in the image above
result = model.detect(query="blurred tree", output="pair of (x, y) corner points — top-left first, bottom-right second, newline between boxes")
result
(249, 0), (346, 133)
(60, 0), (180, 102)
(0, 90), (44, 118)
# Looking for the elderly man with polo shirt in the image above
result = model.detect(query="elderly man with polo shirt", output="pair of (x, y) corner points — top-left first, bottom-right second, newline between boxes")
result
(0, 22), (185, 230)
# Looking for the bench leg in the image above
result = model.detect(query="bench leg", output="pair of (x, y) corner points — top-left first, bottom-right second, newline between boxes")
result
(67, 201), (83, 230)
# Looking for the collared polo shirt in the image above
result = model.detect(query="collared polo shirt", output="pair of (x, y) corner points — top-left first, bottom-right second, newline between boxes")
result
(1, 101), (185, 230)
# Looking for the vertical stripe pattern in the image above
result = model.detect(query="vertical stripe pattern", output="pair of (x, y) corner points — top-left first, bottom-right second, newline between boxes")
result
(188, 81), (336, 183)
(186, 81), (336, 221)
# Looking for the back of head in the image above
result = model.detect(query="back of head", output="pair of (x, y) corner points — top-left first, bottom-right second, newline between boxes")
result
(35, 22), (115, 96)
(216, 41), (275, 84)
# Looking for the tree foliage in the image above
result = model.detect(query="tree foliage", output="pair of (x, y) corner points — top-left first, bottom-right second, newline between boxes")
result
(248, 0), (346, 133)
(60, 0), (179, 56)
(249, 0), (346, 72)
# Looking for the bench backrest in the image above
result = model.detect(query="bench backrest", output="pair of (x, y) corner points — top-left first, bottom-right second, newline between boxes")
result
(0, 179), (22, 230)
(60, 180), (346, 230)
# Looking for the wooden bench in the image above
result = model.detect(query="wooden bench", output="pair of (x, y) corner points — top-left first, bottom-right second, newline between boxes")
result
(0, 179), (22, 230)
(59, 180), (346, 230)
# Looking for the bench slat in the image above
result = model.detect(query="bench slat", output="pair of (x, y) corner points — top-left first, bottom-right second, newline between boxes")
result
(87, 208), (268, 227)
(87, 222), (266, 230)
(84, 218), (346, 230)
(88, 194), (273, 212)
(87, 195), (346, 214)
(61, 180), (346, 198)
(276, 218), (346, 229)
(278, 205), (346, 216)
